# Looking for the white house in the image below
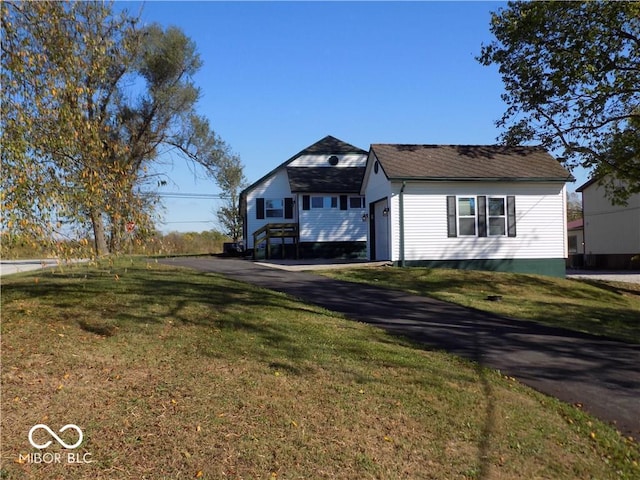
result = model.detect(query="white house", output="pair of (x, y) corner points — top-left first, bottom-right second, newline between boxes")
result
(240, 137), (574, 276)
(239, 136), (369, 259)
(576, 177), (640, 269)
(360, 144), (574, 276)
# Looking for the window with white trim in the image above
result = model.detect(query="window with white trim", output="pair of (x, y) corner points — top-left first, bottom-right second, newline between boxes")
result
(457, 197), (477, 236)
(447, 195), (516, 238)
(488, 197), (506, 236)
(311, 196), (338, 209)
(265, 199), (284, 218)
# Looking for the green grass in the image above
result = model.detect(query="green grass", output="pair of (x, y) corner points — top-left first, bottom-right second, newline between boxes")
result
(319, 267), (640, 344)
(1, 259), (638, 479)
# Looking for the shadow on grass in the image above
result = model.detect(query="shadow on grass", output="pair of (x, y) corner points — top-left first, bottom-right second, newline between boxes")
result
(78, 320), (118, 337)
(2, 264), (410, 377)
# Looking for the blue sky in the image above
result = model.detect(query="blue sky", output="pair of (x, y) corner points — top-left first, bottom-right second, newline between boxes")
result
(123, 1), (588, 233)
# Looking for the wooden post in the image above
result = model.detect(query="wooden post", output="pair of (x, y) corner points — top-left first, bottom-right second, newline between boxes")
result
(266, 234), (271, 259)
(253, 232), (257, 260)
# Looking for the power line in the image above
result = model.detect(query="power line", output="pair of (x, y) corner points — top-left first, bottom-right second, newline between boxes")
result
(140, 191), (227, 199)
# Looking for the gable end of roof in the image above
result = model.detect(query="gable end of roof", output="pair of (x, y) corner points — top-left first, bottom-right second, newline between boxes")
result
(240, 135), (366, 198)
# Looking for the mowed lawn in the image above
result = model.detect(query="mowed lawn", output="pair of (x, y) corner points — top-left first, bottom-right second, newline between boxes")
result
(321, 267), (640, 344)
(1, 259), (638, 479)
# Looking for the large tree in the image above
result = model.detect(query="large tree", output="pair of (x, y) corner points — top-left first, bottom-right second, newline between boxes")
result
(2, 1), (135, 256)
(479, 1), (640, 203)
(1, 1), (235, 257)
(214, 154), (247, 242)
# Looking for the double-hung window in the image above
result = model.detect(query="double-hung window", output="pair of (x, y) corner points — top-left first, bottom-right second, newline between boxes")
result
(488, 197), (506, 236)
(302, 195), (361, 211)
(311, 196), (338, 209)
(349, 196), (365, 209)
(256, 197), (293, 219)
(265, 199), (284, 218)
(447, 195), (516, 238)
(457, 197), (477, 236)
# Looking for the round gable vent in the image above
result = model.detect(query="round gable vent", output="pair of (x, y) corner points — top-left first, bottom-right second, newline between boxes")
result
(328, 155), (339, 166)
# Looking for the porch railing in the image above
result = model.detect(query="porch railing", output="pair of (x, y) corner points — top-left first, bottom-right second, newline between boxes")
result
(253, 222), (299, 260)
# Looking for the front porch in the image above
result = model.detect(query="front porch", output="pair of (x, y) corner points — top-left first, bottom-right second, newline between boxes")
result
(251, 223), (367, 261)
(252, 222), (299, 260)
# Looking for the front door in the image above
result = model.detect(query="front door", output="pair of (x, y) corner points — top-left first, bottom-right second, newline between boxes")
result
(370, 199), (389, 260)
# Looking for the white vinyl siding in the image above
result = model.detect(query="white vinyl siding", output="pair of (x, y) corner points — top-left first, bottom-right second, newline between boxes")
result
(299, 197), (367, 242)
(244, 169), (293, 249)
(362, 151), (394, 259)
(289, 153), (367, 167)
(389, 181), (567, 261)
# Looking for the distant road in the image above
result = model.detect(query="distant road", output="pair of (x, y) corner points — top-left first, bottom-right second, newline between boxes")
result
(0, 259), (88, 277)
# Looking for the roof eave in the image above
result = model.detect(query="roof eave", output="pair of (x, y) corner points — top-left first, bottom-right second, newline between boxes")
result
(387, 176), (574, 182)
(576, 177), (600, 192)
(290, 188), (363, 194)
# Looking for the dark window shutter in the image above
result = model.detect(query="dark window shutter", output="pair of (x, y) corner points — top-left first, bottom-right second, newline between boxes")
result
(256, 198), (265, 219)
(507, 196), (517, 237)
(477, 196), (487, 237)
(340, 195), (348, 210)
(284, 198), (293, 219)
(446, 196), (457, 237)
(302, 195), (310, 211)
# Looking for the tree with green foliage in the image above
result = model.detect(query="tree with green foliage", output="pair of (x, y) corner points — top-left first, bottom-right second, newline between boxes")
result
(479, 1), (640, 203)
(2, 1), (136, 257)
(1, 1), (237, 257)
(214, 154), (247, 242)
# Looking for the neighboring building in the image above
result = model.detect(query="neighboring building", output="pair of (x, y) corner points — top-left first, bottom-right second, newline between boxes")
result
(360, 144), (574, 276)
(239, 136), (369, 259)
(566, 218), (584, 268)
(576, 177), (640, 269)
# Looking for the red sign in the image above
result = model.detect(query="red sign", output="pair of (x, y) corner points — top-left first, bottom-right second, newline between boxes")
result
(125, 221), (135, 233)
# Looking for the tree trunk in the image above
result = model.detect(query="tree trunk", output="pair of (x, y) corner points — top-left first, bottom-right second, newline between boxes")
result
(109, 221), (123, 254)
(90, 208), (109, 256)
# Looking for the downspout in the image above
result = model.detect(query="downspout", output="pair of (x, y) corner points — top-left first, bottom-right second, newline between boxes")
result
(239, 192), (247, 249)
(399, 181), (406, 267)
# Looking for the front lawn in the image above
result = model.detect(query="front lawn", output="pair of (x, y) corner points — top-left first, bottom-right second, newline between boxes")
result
(1, 259), (638, 479)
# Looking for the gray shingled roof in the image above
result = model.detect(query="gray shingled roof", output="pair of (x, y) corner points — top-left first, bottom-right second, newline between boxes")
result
(240, 136), (368, 199)
(299, 135), (368, 155)
(371, 144), (572, 180)
(287, 167), (366, 193)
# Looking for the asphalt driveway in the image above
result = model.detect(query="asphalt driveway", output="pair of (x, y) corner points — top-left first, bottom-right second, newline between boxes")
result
(160, 256), (640, 437)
